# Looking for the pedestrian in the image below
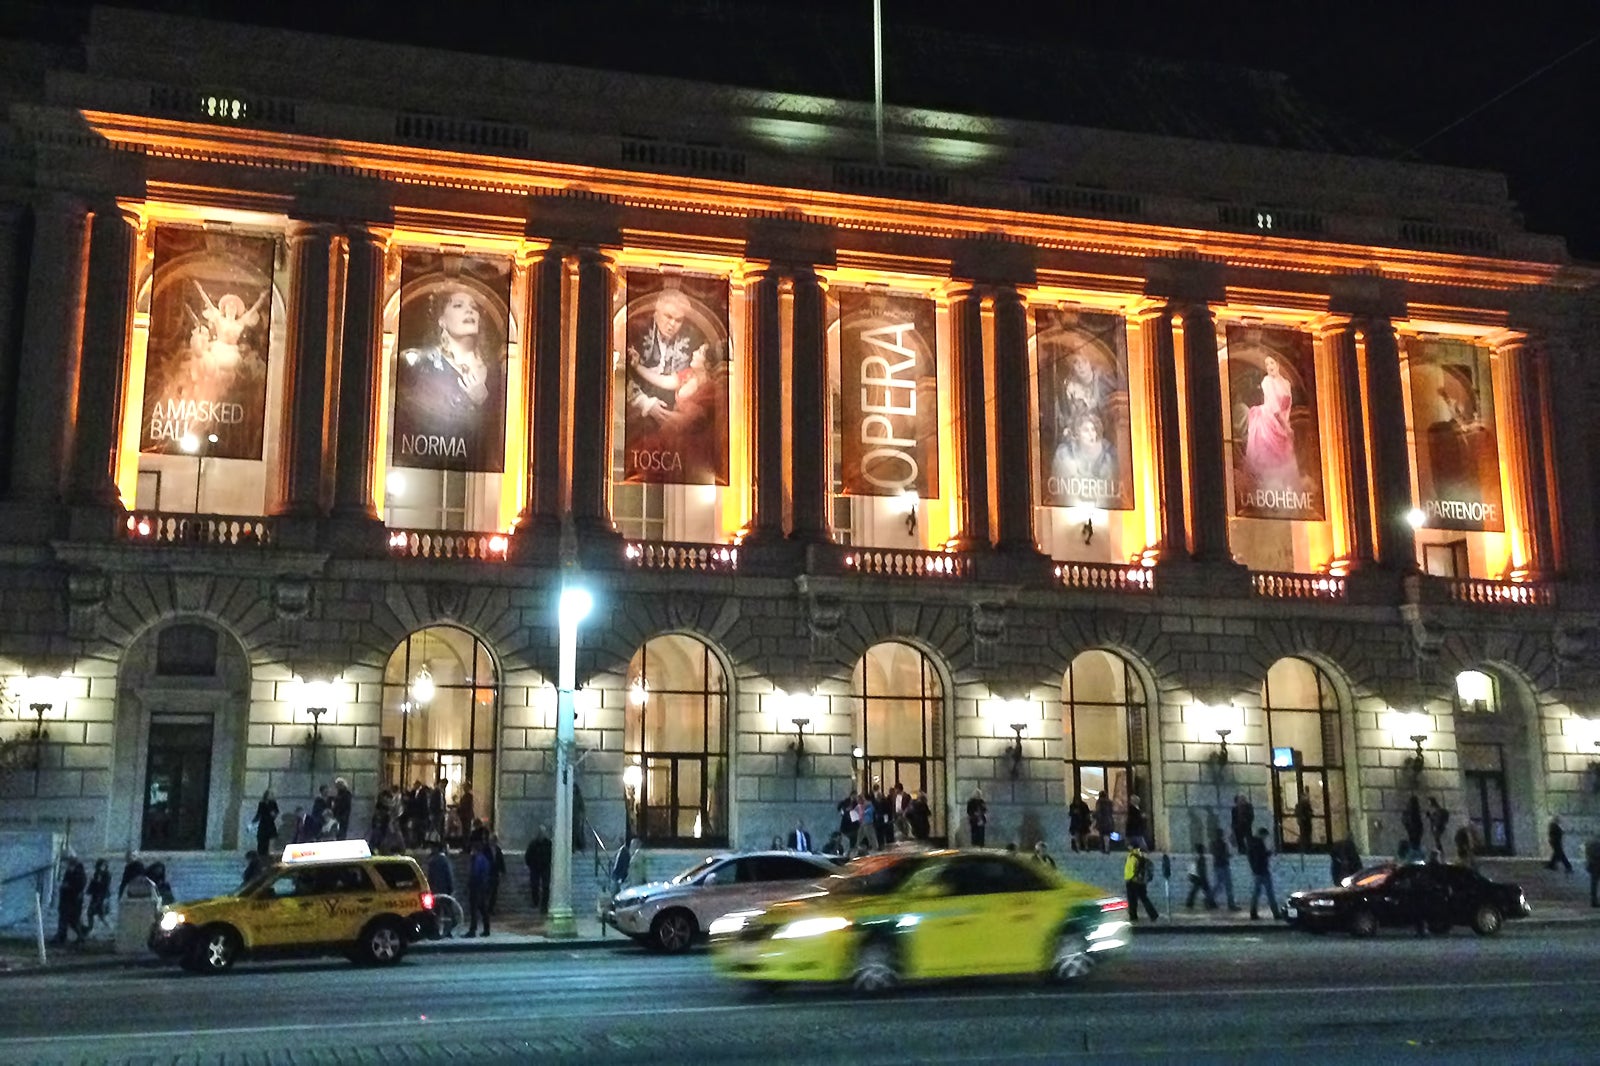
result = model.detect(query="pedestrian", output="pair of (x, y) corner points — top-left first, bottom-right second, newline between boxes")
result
(837, 789), (861, 852)
(1426, 798), (1450, 854)
(1123, 845), (1158, 921)
(458, 783), (477, 844)
(1230, 794), (1254, 854)
(53, 856), (87, 945)
(1068, 796), (1091, 852)
(370, 788), (392, 848)
(858, 793), (879, 853)
(908, 791), (932, 841)
(1402, 795), (1424, 855)
(426, 841), (454, 903)
(487, 833), (506, 914)
(1185, 846), (1215, 909)
(117, 850), (145, 899)
(1585, 835), (1600, 908)
(429, 778), (447, 845)
(309, 784), (331, 841)
(523, 825), (552, 913)
(1293, 792), (1314, 852)
(611, 836), (636, 892)
(1095, 792), (1115, 852)
(966, 788), (988, 847)
(1547, 815), (1573, 873)
(1330, 840), (1363, 884)
(1125, 796), (1148, 851)
(145, 861), (174, 906)
(1454, 822), (1477, 869)
(1209, 826), (1238, 910)
(465, 841), (492, 938)
(1033, 840), (1056, 868)
(253, 788), (279, 857)
(787, 821), (812, 852)
(83, 859), (112, 935)
(241, 850), (264, 887)
(332, 777), (353, 840)
(1247, 827), (1282, 921)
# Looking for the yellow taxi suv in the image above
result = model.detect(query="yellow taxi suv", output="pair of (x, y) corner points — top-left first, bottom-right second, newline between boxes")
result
(148, 841), (437, 974)
(710, 849), (1130, 992)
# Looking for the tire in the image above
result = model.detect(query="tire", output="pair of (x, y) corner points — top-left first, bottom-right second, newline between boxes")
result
(359, 919), (408, 965)
(650, 909), (698, 954)
(187, 925), (240, 974)
(1470, 903), (1503, 936)
(850, 938), (900, 994)
(1047, 932), (1094, 983)
(1346, 908), (1379, 938)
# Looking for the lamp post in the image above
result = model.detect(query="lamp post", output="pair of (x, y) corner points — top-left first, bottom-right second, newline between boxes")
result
(180, 431), (220, 517)
(549, 582), (593, 939)
(622, 762), (642, 843)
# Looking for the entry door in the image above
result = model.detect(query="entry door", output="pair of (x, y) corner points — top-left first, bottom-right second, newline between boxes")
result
(142, 718), (213, 850)
(865, 757), (938, 838)
(1465, 770), (1513, 855)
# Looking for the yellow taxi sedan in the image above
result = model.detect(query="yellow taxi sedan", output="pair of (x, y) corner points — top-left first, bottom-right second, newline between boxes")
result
(710, 849), (1129, 992)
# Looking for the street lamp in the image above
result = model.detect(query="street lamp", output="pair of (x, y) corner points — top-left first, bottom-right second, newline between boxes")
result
(549, 582), (593, 939)
(622, 762), (642, 842)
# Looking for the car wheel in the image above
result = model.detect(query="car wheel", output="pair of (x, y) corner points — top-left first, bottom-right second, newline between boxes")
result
(1047, 933), (1094, 983)
(1470, 903), (1503, 936)
(360, 919), (408, 965)
(850, 938), (900, 994)
(188, 925), (240, 974)
(651, 909), (697, 954)
(1346, 908), (1379, 938)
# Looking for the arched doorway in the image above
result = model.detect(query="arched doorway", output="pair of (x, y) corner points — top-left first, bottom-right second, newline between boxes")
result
(1061, 649), (1152, 849)
(380, 626), (499, 843)
(1262, 657), (1347, 852)
(625, 634), (729, 846)
(852, 642), (946, 838)
(1452, 667), (1538, 855)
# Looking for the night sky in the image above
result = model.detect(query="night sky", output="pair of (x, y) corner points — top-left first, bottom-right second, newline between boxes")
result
(11, 1), (1600, 261)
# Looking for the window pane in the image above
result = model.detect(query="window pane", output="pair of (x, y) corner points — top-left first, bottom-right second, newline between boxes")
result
(1071, 704), (1128, 762)
(1069, 650), (1126, 704)
(1265, 657), (1328, 709)
(1269, 710), (1324, 764)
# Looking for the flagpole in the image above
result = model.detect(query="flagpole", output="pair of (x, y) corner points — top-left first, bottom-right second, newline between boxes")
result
(872, 0), (884, 165)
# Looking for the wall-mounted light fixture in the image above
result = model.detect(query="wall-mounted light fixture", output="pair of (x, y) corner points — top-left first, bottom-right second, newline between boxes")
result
(295, 678), (337, 769)
(7, 674), (64, 789)
(1392, 710), (1430, 777)
(1200, 703), (1243, 766)
(896, 490), (920, 537)
(622, 761), (643, 840)
(776, 690), (824, 776)
(1405, 507), (1427, 531)
(991, 699), (1037, 779)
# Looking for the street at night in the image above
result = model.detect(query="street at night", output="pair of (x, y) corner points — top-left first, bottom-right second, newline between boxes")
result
(5, 925), (1600, 1064)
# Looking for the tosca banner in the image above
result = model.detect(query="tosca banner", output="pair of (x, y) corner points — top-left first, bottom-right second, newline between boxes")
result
(1035, 309), (1134, 510)
(139, 228), (275, 459)
(838, 291), (939, 497)
(1404, 338), (1505, 532)
(1224, 326), (1326, 521)
(390, 252), (511, 473)
(622, 272), (731, 485)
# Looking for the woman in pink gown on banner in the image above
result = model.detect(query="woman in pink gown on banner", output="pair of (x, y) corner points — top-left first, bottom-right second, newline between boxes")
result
(1243, 356), (1299, 488)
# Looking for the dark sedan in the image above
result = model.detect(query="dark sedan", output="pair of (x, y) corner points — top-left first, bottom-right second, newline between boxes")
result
(1285, 861), (1530, 937)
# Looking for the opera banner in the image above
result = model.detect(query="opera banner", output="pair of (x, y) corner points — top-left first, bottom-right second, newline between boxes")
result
(622, 271), (730, 485)
(139, 228), (275, 459)
(391, 252), (510, 473)
(1034, 309), (1134, 510)
(1224, 325), (1327, 521)
(838, 290), (939, 497)
(1404, 338), (1505, 532)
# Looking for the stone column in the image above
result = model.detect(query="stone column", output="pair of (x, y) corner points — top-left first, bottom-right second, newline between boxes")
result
(989, 286), (1037, 554)
(1319, 323), (1375, 569)
(1139, 307), (1188, 561)
(1496, 338), (1556, 578)
(1354, 317), (1416, 573)
(1174, 301), (1231, 564)
(271, 222), (336, 518)
(947, 285), (991, 550)
(569, 247), (616, 536)
(0, 208), (25, 499)
(788, 268), (829, 542)
(66, 201), (140, 511)
(329, 226), (384, 521)
(517, 248), (566, 540)
(744, 267), (785, 543)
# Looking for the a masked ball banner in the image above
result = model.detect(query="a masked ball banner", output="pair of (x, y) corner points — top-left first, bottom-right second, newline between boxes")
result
(838, 291), (939, 498)
(1035, 309), (1134, 510)
(391, 252), (510, 473)
(1404, 338), (1505, 532)
(622, 271), (730, 485)
(139, 228), (275, 459)
(1224, 326), (1327, 521)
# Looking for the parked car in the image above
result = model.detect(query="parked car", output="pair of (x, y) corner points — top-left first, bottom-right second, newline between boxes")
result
(603, 850), (841, 952)
(1285, 861), (1530, 937)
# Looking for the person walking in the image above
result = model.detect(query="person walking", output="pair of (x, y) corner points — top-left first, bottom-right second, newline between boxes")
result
(309, 785), (332, 842)
(1230, 794), (1254, 854)
(1125, 796), (1148, 851)
(486, 833), (506, 914)
(1425, 798), (1450, 854)
(117, 851), (145, 900)
(1068, 796), (1091, 852)
(611, 837), (636, 892)
(464, 842), (492, 938)
(1585, 835), (1600, 908)
(1247, 828), (1282, 921)
(426, 840), (455, 928)
(1032, 840), (1056, 868)
(1402, 795), (1425, 858)
(253, 788), (279, 858)
(241, 850), (264, 887)
(1209, 827), (1238, 910)
(1547, 815), (1573, 873)
(908, 791), (932, 841)
(525, 825), (552, 914)
(1454, 822), (1477, 870)
(332, 777), (353, 840)
(1185, 846), (1216, 910)
(1094, 793), (1115, 853)
(837, 789), (862, 852)
(1293, 792), (1314, 852)
(53, 856), (87, 945)
(1123, 845), (1158, 922)
(966, 788), (988, 847)
(83, 859), (112, 935)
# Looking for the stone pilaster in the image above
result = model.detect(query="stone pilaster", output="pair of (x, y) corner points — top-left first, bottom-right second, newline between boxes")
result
(1319, 322), (1375, 570)
(272, 222), (337, 522)
(570, 247), (617, 538)
(1495, 338), (1556, 578)
(514, 248), (567, 552)
(990, 286), (1038, 556)
(1356, 316), (1417, 574)
(946, 285), (991, 550)
(1173, 301), (1231, 565)
(66, 201), (140, 519)
(788, 268), (829, 543)
(329, 226), (384, 528)
(1138, 306), (1188, 562)
(744, 267), (785, 545)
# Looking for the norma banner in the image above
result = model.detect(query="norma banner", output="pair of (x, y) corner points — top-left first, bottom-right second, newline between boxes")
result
(391, 252), (511, 473)
(139, 228), (275, 459)
(1034, 309), (1134, 510)
(838, 290), (939, 497)
(1405, 338), (1505, 531)
(1224, 325), (1326, 521)
(622, 272), (731, 486)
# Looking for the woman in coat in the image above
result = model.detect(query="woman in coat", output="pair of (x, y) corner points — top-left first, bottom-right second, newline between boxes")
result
(253, 788), (280, 858)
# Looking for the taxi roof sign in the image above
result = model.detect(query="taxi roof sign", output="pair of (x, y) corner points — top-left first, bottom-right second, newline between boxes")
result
(281, 840), (372, 864)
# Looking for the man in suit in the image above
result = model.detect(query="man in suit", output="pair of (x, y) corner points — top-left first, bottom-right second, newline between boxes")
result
(525, 825), (552, 913)
(787, 822), (812, 852)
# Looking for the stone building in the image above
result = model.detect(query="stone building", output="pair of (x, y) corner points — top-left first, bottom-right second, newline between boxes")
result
(0, 7), (1597, 866)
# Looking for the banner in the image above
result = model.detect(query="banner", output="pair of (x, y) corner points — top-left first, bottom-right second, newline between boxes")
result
(139, 228), (275, 459)
(1405, 339), (1505, 532)
(838, 291), (939, 497)
(622, 271), (730, 485)
(1224, 326), (1326, 521)
(391, 252), (510, 473)
(1035, 309), (1134, 510)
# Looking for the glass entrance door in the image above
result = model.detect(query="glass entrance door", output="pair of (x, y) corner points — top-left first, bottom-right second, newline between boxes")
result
(864, 757), (942, 840)
(142, 718), (213, 850)
(1270, 767), (1341, 854)
(1465, 770), (1513, 855)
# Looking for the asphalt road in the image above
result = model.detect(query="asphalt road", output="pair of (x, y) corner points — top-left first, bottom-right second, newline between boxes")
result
(4, 925), (1600, 1065)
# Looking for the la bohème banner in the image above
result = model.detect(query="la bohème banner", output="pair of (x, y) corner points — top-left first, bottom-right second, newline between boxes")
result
(1224, 325), (1327, 521)
(139, 228), (275, 459)
(838, 291), (939, 498)
(621, 272), (731, 486)
(1035, 309), (1134, 510)
(1404, 338), (1505, 532)
(390, 252), (511, 473)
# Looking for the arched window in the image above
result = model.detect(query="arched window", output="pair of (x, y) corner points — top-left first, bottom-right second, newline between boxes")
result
(852, 642), (945, 837)
(1062, 650), (1150, 848)
(1262, 658), (1345, 852)
(1453, 668), (1515, 854)
(380, 626), (498, 843)
(626, 634), (728, 845)
(1454, 670), (1499, 715)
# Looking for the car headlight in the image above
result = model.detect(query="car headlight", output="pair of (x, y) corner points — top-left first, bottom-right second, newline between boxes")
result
(1307, 899), (1335, 908)
(708, 910), (762, 937)
(158, 911), (187, 932)
(613, 897), (648, 912)
(771, 916), (851, 940)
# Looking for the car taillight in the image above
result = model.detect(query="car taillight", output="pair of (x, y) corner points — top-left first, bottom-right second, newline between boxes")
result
(1100, 899), (1128, 913)
(421, 892), (435, 911)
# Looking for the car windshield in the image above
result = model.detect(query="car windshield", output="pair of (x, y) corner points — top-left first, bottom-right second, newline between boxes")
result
(669, 857), (724, 886)
(1344, 864), (1396, 889)
(826, 853), (932, 896)
(239, 865), (284, 897)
